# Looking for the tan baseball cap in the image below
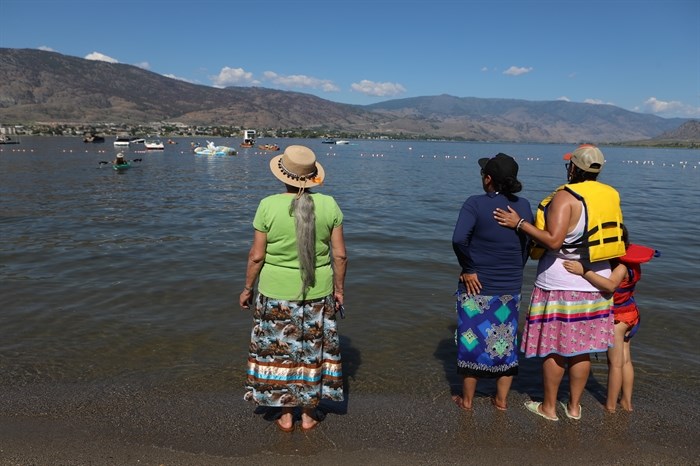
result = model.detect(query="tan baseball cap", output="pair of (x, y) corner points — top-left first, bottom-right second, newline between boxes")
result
(563, 144), (605, 173)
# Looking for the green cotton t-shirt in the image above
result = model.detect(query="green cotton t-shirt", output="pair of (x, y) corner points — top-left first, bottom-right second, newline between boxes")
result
(253, 193), (343, 301)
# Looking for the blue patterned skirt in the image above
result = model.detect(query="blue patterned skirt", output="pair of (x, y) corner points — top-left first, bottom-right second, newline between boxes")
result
(456, 290), (520, 378)
(244, 294), (343, 407)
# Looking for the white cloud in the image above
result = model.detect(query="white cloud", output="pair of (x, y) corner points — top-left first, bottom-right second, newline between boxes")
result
(503, 66), (533, 76)
(583, 98), (616, 106)
(350, 80), (406, 97)
(85, 52), (119, 63)
(38, 46), (54, 52)
(557, 96), (570, 102)
(640, 97), (700, 117)
(210, 67), (257, 88)
(135, 62), (150, 70)
(263, 71), (339, 92)
(643, 97), (682, 113)
(164, 74), (197, 84)
(481, 66), (489, 72)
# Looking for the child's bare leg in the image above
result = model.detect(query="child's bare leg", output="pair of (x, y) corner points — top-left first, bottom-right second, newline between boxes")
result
(620, 338), (634, 411)
(606, 323), (627, 412)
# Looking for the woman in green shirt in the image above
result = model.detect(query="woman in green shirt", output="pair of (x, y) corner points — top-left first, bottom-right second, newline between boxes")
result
(240, 145), (347, 433)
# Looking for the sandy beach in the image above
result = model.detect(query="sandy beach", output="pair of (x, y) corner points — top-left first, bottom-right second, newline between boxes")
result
(2, 369), (698, 466)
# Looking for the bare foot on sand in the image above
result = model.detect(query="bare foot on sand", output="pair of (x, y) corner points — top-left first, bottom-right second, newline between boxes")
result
(276, 408), (294, 432)
(300, 408), (320, 432)
(452, 395), (472, 411)
(491, 396), (507, 411)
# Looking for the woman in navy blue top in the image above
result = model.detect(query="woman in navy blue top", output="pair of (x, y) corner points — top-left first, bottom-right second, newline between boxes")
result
(451, 153), (534, 411)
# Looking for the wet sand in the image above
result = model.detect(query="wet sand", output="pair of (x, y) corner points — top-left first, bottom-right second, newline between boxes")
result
(1, 373), (698, 466)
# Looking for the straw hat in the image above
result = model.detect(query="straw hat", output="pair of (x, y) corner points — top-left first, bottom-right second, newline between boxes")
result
(269, 145), (325, 188)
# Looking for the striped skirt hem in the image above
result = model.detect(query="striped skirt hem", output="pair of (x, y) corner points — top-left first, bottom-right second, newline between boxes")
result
(520, 286), (614, 358)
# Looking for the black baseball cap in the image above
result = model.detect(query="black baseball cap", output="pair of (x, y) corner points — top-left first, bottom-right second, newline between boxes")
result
(478, 153), (519, 182)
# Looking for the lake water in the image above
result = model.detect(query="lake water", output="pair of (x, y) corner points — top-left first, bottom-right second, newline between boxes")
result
(1, 137), (699, 400)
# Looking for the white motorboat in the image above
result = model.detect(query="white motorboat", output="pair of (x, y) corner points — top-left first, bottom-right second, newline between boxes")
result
(335, 140), (350, 145)
(145, 140), (165, 150)
(114, 136), (131, 147)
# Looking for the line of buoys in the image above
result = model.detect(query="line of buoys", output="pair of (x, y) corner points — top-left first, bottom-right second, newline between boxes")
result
(621, 159), (698, 169)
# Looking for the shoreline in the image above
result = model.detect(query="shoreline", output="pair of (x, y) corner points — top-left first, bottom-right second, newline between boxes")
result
(3, 134), (699, 150)
(1, 378), (698, 465)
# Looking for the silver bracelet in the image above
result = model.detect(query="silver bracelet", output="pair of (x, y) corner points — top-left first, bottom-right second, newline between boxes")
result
(516, 218), (525, 231)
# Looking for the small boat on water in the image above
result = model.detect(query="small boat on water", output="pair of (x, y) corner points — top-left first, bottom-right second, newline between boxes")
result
(322, 138), (336, 144)
(0, 135), (20, 144)
(241, 129), (256, 148)
(114, 136), (131, 147)
(98, 153), (141, 171)
(335, 140), (350, 145)
(83, 134), (105, 143)
(258, 143), (280, 151)
(112, 152), (131, 170)
(194, 141), (237, 156)
(145, 140), (165, 150)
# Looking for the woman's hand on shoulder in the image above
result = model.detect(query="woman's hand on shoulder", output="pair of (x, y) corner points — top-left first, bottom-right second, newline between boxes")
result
(493, 206), (520, 229)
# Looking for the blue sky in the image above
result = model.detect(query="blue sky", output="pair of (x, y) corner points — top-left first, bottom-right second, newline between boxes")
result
(2, 0), (699, 118)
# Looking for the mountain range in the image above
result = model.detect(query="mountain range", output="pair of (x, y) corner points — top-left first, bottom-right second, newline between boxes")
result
(0, 48), (695, 143)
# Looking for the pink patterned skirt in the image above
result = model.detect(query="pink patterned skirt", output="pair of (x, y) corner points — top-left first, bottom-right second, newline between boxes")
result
(520, 286), (614, 358)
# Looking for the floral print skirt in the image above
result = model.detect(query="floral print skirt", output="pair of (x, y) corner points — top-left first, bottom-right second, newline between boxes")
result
(244, 294), (343, 407)
(456, 290), (520, 378)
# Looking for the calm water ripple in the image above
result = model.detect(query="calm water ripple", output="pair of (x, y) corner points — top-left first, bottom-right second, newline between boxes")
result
(1, 137), (699, 393)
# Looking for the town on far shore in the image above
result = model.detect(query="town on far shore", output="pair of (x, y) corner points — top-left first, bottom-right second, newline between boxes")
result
(1, 122), (698, 148)
(1, 122), (402, 142)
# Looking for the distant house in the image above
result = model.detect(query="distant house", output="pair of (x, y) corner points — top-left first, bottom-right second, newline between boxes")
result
(0, 125), (18, 135)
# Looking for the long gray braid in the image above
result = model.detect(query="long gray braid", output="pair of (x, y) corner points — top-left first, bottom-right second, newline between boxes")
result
(290, 192), (316, 298)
